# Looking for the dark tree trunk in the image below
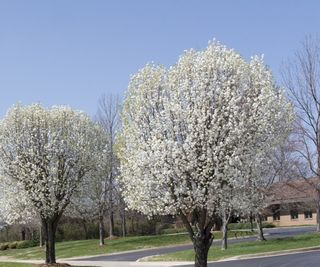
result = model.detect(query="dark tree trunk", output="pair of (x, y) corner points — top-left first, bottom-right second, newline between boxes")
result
(256, 214), (266, 241)
(316, 190), (320, 232)
(121, 209), (126, 237)
(109, 210), (114, 237)
(21, 227), (26, 241)
(249, 212), (254, 232)
(42, 217), (59, 264)
(82, 219), (89, 240)
(179, 212), (214, 267)
(193, 232), (213, 267)
(99, 213), (105, 246)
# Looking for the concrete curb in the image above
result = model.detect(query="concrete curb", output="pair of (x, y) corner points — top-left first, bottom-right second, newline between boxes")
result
(213, 246), (320, 262)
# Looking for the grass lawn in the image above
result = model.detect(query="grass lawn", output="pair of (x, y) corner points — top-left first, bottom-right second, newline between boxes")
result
(0, 231), (252, 260)
(148, 232), (320, 262)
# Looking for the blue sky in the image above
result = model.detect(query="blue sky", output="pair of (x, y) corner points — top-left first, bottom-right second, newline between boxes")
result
(0, 0), (319, 117)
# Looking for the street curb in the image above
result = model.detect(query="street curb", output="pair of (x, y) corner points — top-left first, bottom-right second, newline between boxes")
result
(213, 246), (320, 262)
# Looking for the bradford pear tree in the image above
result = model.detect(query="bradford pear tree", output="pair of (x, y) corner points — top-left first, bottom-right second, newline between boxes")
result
(0, 104), (102, 264)
(120, 42), (293, 267)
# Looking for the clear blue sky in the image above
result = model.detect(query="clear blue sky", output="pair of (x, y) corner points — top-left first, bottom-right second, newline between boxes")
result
(0, 0), (319, 117)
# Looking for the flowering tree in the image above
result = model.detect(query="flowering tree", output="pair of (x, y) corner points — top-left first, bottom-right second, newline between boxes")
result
(120, 42), (293, 267)
(0, 104), (100, 264)
(0, 176), (36, 226)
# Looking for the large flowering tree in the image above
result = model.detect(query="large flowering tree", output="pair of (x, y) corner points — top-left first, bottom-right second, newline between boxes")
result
(120, 42), (293, 267)
(0, 104), (101, 264)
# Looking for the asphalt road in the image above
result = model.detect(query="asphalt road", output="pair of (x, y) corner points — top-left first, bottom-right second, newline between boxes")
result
(179, 250), (320, 267)
(75, 226), (316, 262)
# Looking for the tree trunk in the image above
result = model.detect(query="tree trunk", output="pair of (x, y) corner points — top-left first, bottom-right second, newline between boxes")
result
(121, 209), (126, 237)
(249, 212), (254, 232)
(179, 212), (213, 267)
(193, 232), (213, 267)
(42, 218), (59, 264)
(109, 210), (114, 237)
(316, 190), (320, 232)
(256, 214), (266, 241)
(82, 219), (89, 240)
(221, 218), (228, 250)
(99, 213), (105, 246)
(21, 227), (26, 241)
(39, 225), (43, 247)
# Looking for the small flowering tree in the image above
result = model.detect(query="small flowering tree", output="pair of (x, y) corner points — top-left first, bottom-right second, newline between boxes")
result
(120, 42), (293, 267)
(0, 104), (100, 264)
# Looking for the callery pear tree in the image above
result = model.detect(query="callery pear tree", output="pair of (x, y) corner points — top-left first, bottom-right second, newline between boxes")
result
(120, 42), (293, 267)
(0, 104), (102, 264)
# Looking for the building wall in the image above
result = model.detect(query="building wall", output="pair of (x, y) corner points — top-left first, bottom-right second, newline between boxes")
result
(267, 212), (316, 226)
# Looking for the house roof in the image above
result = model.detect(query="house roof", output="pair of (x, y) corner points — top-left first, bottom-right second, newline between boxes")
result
(267, 178), (319, 204)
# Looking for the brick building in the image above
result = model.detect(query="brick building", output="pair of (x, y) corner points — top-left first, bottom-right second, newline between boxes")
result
(266, 179), (318, 226)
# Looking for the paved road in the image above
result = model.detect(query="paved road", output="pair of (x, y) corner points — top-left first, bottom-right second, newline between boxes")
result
(180, 250), (320, 267)
(75, 226), (316, 262)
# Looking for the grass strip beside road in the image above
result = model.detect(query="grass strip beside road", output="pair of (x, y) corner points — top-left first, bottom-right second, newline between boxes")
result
(0, 231), (253, 260)
(147, 232), (320, 262)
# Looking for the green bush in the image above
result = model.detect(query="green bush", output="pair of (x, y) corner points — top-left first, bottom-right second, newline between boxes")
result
(159, 227), (188, 235)
(0, 243), (9, 250)
(16, 240), (39, 249)
(8, 241), (18, 249)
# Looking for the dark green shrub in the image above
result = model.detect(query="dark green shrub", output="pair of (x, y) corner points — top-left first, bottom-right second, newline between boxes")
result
(159, 227), (188, 235)
(8, 241), (18, 249)
(0, 243), (9, 250)
(263, 222), (276, 228)
(16, 240), (38, 249)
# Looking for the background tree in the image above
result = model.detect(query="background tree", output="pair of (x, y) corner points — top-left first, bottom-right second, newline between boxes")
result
(120, 42), (293, 267)
(0, 104), (100, 264)
(68, 125), (110, 246)
(282, 36), (320, 231)
(0, 176), (39, 242)
(96, 94), (120, 238)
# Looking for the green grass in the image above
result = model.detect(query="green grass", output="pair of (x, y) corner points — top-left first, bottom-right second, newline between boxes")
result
(0, 231), (253, 260)
(0, 234), (190, 260)
(149, 232), (320, 262)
